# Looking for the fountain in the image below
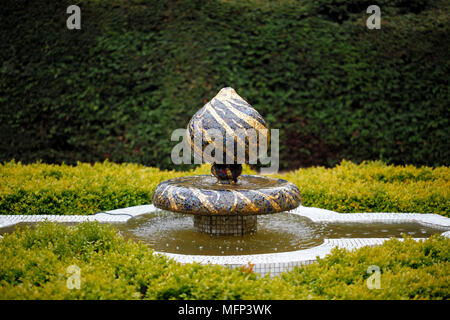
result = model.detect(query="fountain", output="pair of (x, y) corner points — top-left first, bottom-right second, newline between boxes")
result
(152, 87), (301, 236)
(1, 87), (448, 277)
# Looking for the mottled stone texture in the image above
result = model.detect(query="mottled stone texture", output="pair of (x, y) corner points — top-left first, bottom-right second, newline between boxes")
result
(211, 163), (242, 184)
(186, 87), (269, 166)
(152, 175), (301, 216)
(194, 215), (257, 235)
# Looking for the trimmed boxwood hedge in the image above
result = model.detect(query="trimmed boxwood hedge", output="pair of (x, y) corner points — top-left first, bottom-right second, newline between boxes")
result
(0, 222), (448, 299)
(1, 0), (449, 170)
(0, 160), (449, 217)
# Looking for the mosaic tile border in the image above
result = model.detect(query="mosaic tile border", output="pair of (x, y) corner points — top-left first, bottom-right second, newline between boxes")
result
(194, 215), (257, 235)
(0, 205), (156, 229)
(1, 205), (449, 277)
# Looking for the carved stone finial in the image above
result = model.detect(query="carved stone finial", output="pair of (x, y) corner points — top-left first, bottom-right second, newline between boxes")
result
(187, 87), (269, 183)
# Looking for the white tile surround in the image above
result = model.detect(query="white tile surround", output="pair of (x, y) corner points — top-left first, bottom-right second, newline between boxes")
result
(1, 205), (449, 277)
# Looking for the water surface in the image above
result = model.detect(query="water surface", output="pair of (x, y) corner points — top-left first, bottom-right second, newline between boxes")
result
(1, 210), (446, 256)
(114, 210), (446, 255)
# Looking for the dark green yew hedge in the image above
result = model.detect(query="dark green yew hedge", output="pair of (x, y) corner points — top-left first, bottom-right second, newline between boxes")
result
(1, 0), (449, 170)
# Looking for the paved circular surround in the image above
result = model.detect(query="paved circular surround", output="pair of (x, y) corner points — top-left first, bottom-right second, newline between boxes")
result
(1, 205), (449, 277)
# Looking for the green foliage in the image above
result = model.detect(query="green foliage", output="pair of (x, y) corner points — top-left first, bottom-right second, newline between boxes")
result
(0, 160), (448, 216)
(0, 222), (293, 300)
(0, 0), (449, 170)
(0, 161), (206, 215)
(0, 222), (448, 299)
(275, 160), (450, 216)
(311, 0), (432, 23)
(281, 235), (450, 299)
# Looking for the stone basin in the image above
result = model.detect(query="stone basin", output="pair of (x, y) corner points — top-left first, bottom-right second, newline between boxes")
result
(152, 175), (301, 235)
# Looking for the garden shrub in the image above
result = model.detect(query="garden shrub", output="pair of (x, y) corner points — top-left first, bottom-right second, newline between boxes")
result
(0, 222), (448, 299)
(1, 160), (448, 216)
(274, 160), (450, 216)
(0, 161), (450, 216)
(0, 222), (294, 300)
(281, 235), (450, 299)
(311, 0), (432, 23)
(0, 0), (448, 170)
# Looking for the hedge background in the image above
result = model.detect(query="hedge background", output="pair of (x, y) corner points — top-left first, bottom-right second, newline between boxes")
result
(1, 0), (449, 170)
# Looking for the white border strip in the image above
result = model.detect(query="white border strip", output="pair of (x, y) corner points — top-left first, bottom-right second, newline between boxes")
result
(292, 206), (450, 229)
(0, 205), (157, 229)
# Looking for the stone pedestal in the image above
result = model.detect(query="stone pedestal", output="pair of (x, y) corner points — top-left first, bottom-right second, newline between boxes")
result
(194, 215), (257, 236)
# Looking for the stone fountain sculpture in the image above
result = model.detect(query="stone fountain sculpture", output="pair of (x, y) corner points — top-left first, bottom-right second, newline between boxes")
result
(152, 87), (301, 235)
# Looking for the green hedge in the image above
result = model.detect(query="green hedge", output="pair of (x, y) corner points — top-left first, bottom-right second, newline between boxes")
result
(0, 222), (448, 299)
(1, 0), (449, 170)
(1, 160), (449, 216)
